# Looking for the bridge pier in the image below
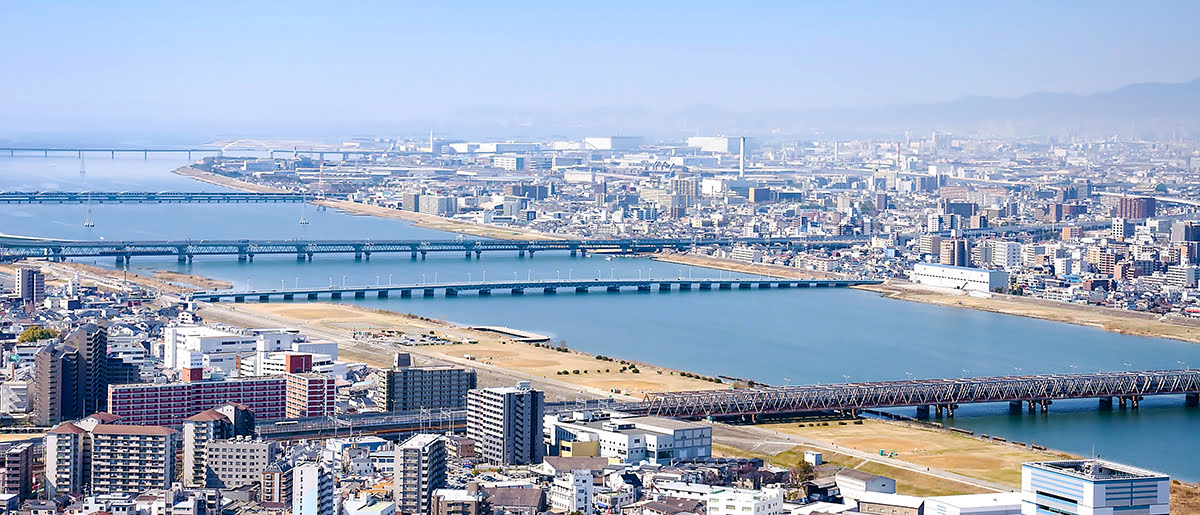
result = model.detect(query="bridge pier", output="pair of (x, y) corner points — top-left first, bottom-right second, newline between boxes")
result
(916, 405), (930, 419)
(1099, 397), (1113, 410)
(637, 285), (651, 292)
(778, 282), (791, 288)
(1009, 401), (1024, 414)
(511, 288), (524, 295)
(307, 293), (318, 300)
(1041, 399), (1051, 413)
(354, 291), (366, 299)
(363, 251), (370, 261)
(518, 249), (526, 258)
(607, 286), (620, 293)
(934, 405), (944, 418)
(544, 287), (557, 294)
(1119, 397), (1127, 409)
(400, 290), (412, 298)
(478, 289), (490, 296)
(570, 249), (577, 257)
(377, 291), (388, 299)
(423, 288), (435, 297)
(331, 292), (342, 299)
(238, 249), (248, 262)
(719, 283), (731, 290)
(1187, 393), (1199, 407)
(699, 283), (711, 290)
(297, 251), (307, 261)
(420, 251), (427, 260)
(738, 283), (752, 289)
(411, 251), (418, 260)
(259, 295), (271, 302)
(283, 294), (294, 301)
(659, 283), (671, 291)
(445, 289), (457, 297)
(354, 251), (363, 261)
(233, 296), (245, 303)
(679, 283), (691, 291)
(575, 286), (588, 293)
(475, 250), (482, 259)
(758, 282), (771, 289)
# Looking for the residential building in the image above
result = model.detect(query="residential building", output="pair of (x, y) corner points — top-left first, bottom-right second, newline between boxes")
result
(89, 424), (178, 496)
(292, 462), (334, 515)
(285, 372), (336, 418)
(344, 494), (396, 515)
(261, 460), (293, 507)
(544, 412), (711, 464)
(394, 434), (447, 515)
(2, 443), (37, 501)
(431, 484), (485, 515)
(108, 376), (287, 427)
(1114, 196), (1155, 219)
(202, 437), (278, 489)
(939, 239), (969, 267)
(378, 363), (476, 412)
(32, 343), (83, 426)
(14, 267), (45, 306)
(990, 240), (1022, 269)
(549, 470), (593, 515)
(1021, 460), (1169, 515)
(836, 469), (896, 503)
(467, 382), (544, 466)
(44, 422), (86, 496)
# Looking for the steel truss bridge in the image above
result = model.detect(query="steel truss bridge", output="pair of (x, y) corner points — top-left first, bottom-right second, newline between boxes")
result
(643, 370), (1200, 419)
(187, 278), (880, 302)
(0, 191), (308, 204)
(0, 236), (868, 263)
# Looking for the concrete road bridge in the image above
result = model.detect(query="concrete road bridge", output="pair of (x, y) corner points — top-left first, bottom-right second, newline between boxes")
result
(188, 278), (881, 302)
(643, 369), (1200, 420)
(0, 236), (869, 263)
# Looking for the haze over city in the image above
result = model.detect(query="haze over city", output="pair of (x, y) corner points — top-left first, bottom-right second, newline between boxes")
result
(2, 2), (1200, 515)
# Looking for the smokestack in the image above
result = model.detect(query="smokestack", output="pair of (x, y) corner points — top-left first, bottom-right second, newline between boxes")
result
(739, 137), (745, 178)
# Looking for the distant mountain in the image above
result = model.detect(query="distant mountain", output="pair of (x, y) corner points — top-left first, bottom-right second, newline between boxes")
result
(438, 78), (1200, 141)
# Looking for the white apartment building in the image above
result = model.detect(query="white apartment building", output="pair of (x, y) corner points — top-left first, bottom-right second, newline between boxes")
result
(394, 434), (446, 515)
(545, 412), (711, 465)
(705, 487), (782, 515)
(550, 470), (594, 515)
(467, 382), (544, 466)
(89, 425), (178, 496)
(293, 462), (335, 515)
(990, 241), (1022, 269)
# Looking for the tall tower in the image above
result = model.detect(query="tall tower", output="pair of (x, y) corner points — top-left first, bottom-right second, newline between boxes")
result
(738, 137), (746, 178)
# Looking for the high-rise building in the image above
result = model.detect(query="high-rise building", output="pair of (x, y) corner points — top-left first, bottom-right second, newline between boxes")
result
(1171, 221), (1200, 242)
(89, 424), (178, 496)
(1021, 460), (1168, 514)
(181, 405), (256, 487)
(63, 324), (134, 415)
(292, 462), (335, 515)
(939, 239), (969, 267)
(14, 267), (45, 306)
(1114, 196), (1156, 219)
(285, 372), (336, 418)
(2, 442), (37, 501)
(394, 434), (447, 515)
(109, 376), (287, 428)
(378, 362), (477, 413)
(990, 241), (1023, 269)
(32, 343), (84, 426)
(44, 423), (85, 497)
(1110, 218), (1135, 242)
(261, 460), (294, 507)
(467, 382), (544, 466)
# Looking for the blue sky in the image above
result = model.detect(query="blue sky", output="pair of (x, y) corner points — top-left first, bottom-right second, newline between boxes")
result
(2, 1), (1198, 132)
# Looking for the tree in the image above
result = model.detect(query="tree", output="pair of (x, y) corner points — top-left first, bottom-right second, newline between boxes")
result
(18, 326), (58, 343)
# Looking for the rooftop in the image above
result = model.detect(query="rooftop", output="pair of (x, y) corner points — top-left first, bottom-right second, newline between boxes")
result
(1024, 459), (1168, 481)
(91, 424), (177, 436)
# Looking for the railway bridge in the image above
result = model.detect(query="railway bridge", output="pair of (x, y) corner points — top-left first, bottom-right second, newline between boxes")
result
(642, 370), (1200, 420)
(0, 191), (309, 204)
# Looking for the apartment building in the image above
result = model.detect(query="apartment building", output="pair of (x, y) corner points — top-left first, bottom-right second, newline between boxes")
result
(394, 434), (447, 515)
(467, 383), (544, 466)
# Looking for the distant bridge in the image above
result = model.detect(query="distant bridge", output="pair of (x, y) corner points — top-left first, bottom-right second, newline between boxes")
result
(0, 236), (869, 263)
(643, 370), (1200, 419)
(0, 191), (308, 204)
(187, 278), (880, 302)
(0, 146), (391, 160)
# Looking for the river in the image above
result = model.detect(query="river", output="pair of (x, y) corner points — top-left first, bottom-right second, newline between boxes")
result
(4, 154), (1200, 480)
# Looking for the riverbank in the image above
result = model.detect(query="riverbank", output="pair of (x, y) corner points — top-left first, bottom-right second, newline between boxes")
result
(655, 250), (1200, 346)
(230, 301), (728, 396)
(173, 167), (556, 241)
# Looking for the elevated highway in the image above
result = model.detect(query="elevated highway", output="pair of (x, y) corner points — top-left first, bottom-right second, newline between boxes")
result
(0, 236), (869, 263)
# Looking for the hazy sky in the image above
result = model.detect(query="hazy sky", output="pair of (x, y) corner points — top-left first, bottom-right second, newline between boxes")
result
(3, 1), (1199, 132)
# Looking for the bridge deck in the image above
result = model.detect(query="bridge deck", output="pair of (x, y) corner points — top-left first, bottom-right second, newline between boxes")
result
(643, 370), (1200, 418)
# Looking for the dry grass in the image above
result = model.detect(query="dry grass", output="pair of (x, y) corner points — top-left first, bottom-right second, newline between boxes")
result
(236, 302), (723, 395)
(761, 420), (1072, 488)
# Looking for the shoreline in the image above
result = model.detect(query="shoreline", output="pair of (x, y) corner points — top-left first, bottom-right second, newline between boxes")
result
(171, 167), (1200, 346)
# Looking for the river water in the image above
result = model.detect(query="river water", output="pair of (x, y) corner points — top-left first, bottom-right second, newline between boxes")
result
(4, 154), (1200, 480)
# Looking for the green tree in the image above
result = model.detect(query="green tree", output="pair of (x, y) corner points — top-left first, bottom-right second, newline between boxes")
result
(18, 326), (58, 343)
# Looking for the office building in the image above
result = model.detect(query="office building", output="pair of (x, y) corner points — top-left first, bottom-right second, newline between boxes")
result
(924, 493), (1022, 515)
(378, 363), (477, 412)
(14, 267), (45, 306)
(203, 437), (278, 489)
(394, 434), (447, 515)
(1114, 196), (1156, 219)
(467, 382), (545, 466)
(544, 412), (711, 464)
(911, 263), (1009, 293)
(1171, 221), (1200, 242)
(163, 326), (257, 376)
(293, 462), (335, 515)
(1021, 460), (1168, 515)
(89, 424), (178, 496)
(1111, 218), (1136, 242)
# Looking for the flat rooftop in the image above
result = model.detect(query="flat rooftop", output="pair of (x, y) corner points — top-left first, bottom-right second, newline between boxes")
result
(1025, 459), (1167, 481)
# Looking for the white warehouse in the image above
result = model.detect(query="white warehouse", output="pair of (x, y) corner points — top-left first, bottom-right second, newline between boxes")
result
(911, 263), (1009, 293)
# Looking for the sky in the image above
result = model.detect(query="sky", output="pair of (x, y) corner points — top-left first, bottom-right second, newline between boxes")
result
(2, 1), (1199, 136)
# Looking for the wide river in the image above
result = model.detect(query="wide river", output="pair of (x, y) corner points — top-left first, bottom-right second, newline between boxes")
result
(4, 154), (1200, 480)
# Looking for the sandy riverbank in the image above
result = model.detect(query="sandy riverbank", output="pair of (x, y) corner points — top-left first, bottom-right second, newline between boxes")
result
(653, 252), (838, 279)
(153, 270), (232, 290)
(233, 302), (728, 395)
(172, 167), (556, 241)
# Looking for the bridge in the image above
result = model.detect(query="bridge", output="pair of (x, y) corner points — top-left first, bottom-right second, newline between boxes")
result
(643, 370), (1200, 420)
(0, 191), (309, 204)
(0, 146), (391, 160)
(187, 278), (881, 302)
(0, 236), (868, 263)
